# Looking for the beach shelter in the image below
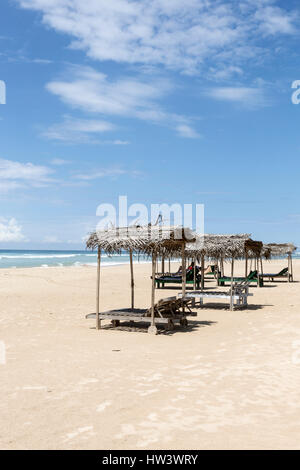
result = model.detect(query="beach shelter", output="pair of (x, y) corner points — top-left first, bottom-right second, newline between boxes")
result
(262, 243), (297, 282)
(86, 225), (196, 334)
(185, 234), (263, 309)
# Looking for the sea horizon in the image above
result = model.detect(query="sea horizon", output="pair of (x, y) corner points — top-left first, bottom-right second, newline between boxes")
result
(0, 248), (152, 269)
(0, 248), (298, 269)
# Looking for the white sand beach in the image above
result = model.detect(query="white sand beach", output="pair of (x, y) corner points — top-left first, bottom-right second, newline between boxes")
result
(0, 259), (300, 450)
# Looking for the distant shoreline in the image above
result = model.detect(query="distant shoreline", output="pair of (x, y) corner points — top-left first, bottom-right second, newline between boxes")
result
(0, 248), (298, 269)
(0, 259), (153, 270)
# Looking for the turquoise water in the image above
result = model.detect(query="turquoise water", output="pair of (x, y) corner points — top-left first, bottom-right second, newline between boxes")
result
(0, 250), (149, 269)
(0, 250), (298, 269)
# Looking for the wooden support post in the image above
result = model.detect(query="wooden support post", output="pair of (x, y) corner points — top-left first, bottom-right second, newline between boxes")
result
(260, 257), (264, 276)
(129, 249), (134, 310)
(245, 253), (248, 278)
(181, 244), (186, 313)
(288, 254), (293, 282)
(168, 257), (171, 273)
(257, 257), (260, 288)
(290, 254), (294, 282)
(201, 254), (205, 291)
(230, 257), (234, 311)
(162, 255), (165, 275)
(96, 246), (101, 330)
(216, 258), (220, 285)
(148, 252), (158, 335)
(193, 256), (196, 290)
(220, 256), (224, 277)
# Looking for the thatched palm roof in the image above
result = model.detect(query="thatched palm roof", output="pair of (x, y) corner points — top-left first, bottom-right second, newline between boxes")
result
(185, 234), (263, 260)
(86, 225), (196, 256)
(262, 243), (297, 258)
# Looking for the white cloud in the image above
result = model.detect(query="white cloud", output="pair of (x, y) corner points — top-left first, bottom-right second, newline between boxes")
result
(110, 140), (130, 146)
(208, 65), (244, 81)
(176, 124), (201, 139)
(16, 0), (298, 141)
(50, 158), (70, 165)
(46, 66), (199, 138)
(255, 6), (298, 35)
(0, 181), (25, 193)
(204, 86), (269, 107)
(43, 115), (115, 143)
(46, 66), (171, 118)
(17, 0), (299, 75)
(74, 167), (141, 181)
(0, 158), (55, 193)
(0, 158), (53, 182)
(0, 218), (26, 242)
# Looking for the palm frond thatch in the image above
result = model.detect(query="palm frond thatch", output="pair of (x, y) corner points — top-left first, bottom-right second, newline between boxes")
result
(185, 234), (263, 260)
(86, 225), (196, 256)
(262, 243), (297, 258)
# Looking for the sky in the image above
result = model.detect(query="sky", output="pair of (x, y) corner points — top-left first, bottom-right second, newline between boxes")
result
(0, 0), (300, 250)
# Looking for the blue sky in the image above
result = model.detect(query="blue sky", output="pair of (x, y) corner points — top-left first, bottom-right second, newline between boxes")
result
(0, 0), (300, 249)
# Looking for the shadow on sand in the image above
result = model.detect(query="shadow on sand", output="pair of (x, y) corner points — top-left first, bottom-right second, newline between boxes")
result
(194, 302), (272, 311)
(89, 319), (217, 335)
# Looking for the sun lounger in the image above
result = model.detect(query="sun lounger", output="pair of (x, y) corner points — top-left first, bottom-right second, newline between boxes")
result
(260, 267), (292, 282)
(203, 264), (217, 275)
(155, 268), (201, 289)
(86, 296), (196, 330)
(203, 265), (221, 279)
(179, 280), (253, 310)
(218, 270), (263, 287)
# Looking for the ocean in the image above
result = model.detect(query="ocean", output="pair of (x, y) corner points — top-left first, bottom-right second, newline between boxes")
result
(0, 249), (299, 269)
(0, 250), (150, 269)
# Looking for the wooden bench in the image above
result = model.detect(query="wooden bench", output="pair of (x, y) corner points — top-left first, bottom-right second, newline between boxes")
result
(86, 297), (196, 331)
(179, 281), (253, 310)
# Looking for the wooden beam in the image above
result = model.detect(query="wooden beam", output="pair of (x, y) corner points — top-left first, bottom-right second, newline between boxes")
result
(129, 249), (134, 310)
(230, 257), (234, 311)
(201, 254), (205, 291)
(257, 257), (261, 288)
(290, 254), (294, 282)
(288, 254), (293, 282)
(96, 246), (101, 330)
(148, 252), (158, 335)
(220, 256), (224, 277)
(181, 244), (186, 304)
(151, 253), (156, 324)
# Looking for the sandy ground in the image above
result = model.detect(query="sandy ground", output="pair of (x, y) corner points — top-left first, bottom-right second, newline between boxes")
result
(0, 259), (300, 450)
